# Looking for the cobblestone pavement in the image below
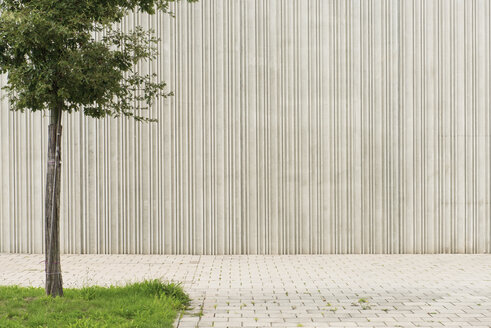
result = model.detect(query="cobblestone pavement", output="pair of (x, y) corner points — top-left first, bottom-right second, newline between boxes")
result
(0, 254), (490, 328)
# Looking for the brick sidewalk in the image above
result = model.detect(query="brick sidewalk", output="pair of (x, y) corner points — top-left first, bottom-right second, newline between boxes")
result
(1, 254), (490, 327)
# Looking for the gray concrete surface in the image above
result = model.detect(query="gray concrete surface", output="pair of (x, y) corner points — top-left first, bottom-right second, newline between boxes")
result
(3, 0), (491, 256)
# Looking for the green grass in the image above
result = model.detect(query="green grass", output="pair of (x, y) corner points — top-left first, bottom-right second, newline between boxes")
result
(0, 280), (190, 328)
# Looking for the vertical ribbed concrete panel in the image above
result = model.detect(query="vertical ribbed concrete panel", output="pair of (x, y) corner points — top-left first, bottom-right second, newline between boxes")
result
(1, 0), (490, 254)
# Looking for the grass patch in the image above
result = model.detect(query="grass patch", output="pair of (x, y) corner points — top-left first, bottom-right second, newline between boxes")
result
(0, 280), (190, 328)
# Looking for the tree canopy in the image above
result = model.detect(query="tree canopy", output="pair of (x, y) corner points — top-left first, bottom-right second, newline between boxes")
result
(0, 0), (194, 120)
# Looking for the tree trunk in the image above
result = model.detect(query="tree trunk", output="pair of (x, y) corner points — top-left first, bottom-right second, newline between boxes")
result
(44, 107), (63, 297)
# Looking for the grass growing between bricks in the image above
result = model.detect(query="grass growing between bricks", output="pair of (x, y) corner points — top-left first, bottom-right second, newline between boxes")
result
(0, 280), (190, 328)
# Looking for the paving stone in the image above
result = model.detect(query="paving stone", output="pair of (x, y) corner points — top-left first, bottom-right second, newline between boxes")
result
(0, 254), (490, 327)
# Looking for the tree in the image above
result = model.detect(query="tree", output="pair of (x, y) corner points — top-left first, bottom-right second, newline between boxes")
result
(0, 0), (194, 297)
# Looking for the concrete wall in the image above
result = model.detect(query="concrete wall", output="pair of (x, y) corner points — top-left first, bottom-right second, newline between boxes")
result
(1, 0), (490, 254)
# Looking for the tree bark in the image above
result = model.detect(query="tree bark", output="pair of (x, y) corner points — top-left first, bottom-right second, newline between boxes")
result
(44, 107), (63, 297)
